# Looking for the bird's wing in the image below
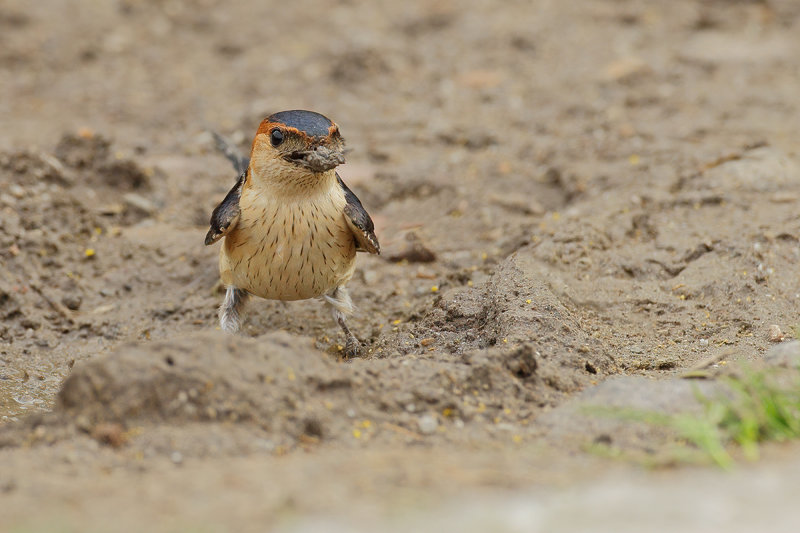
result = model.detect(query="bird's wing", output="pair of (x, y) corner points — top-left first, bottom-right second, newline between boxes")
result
(205, 170), (245, 245)
(337, 173), (380, 255)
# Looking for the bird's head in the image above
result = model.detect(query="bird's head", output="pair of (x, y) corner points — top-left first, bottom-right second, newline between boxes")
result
(249, 110), (346, 191)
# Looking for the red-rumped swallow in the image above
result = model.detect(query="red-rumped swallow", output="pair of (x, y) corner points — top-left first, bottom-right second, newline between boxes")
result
(205, 110), (379, 357)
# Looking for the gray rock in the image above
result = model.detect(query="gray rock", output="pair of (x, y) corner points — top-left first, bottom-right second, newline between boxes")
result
(764, 341), (800, 368)
(538, 376), (721, 451)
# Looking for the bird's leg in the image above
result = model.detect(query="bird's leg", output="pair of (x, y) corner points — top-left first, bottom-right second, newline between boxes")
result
(337, 316), (360, 358)
(324, 286), (360, 357)
(219, 287), (249, 333)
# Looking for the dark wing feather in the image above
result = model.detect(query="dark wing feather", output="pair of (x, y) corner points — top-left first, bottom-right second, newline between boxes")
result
(337, 173), (380, 254)
(205, 170), (245, 245)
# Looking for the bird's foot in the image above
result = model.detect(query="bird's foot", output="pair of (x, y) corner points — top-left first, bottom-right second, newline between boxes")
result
(344, 335), (361, 358)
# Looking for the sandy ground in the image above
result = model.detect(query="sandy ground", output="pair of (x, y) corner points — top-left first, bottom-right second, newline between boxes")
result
(2, 0), (800, 531)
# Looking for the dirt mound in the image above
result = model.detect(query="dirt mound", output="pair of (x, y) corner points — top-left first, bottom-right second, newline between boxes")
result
(9, 297), (612, 456)
(56, 331), (350, 453)
(376, 248), (617, 393)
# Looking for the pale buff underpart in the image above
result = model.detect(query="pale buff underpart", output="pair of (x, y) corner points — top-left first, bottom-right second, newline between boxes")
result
(219, 157), (356, 301)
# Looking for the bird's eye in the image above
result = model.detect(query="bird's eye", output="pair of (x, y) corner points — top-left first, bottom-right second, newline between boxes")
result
(270, 129), (284, 147)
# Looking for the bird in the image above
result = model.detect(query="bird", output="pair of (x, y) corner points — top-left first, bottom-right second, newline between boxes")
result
(205, 110), (380, 357)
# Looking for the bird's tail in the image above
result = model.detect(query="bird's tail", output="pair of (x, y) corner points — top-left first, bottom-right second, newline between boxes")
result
(211, 131), (249, 175)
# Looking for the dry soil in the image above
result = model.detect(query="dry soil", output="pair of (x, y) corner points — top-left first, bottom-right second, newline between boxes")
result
(2, 1), (800, 531)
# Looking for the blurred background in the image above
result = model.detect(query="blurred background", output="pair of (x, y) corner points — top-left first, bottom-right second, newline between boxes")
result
(2, 0), (793, 149)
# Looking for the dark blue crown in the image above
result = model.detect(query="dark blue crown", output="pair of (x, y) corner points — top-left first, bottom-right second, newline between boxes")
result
(268, 110), (334, 137)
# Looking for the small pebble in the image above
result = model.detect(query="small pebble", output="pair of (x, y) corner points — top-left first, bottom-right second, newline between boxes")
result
(91, 423), (126, 448)
(170, 451), (183, 465)
(768, 325), (785, 342)
(61, 295), (82, 311)
(8, 184), (25, 198)
(417, 414), (438, 435)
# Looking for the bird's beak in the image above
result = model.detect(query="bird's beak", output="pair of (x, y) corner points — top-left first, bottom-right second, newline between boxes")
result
(285, 145), (345, 173)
